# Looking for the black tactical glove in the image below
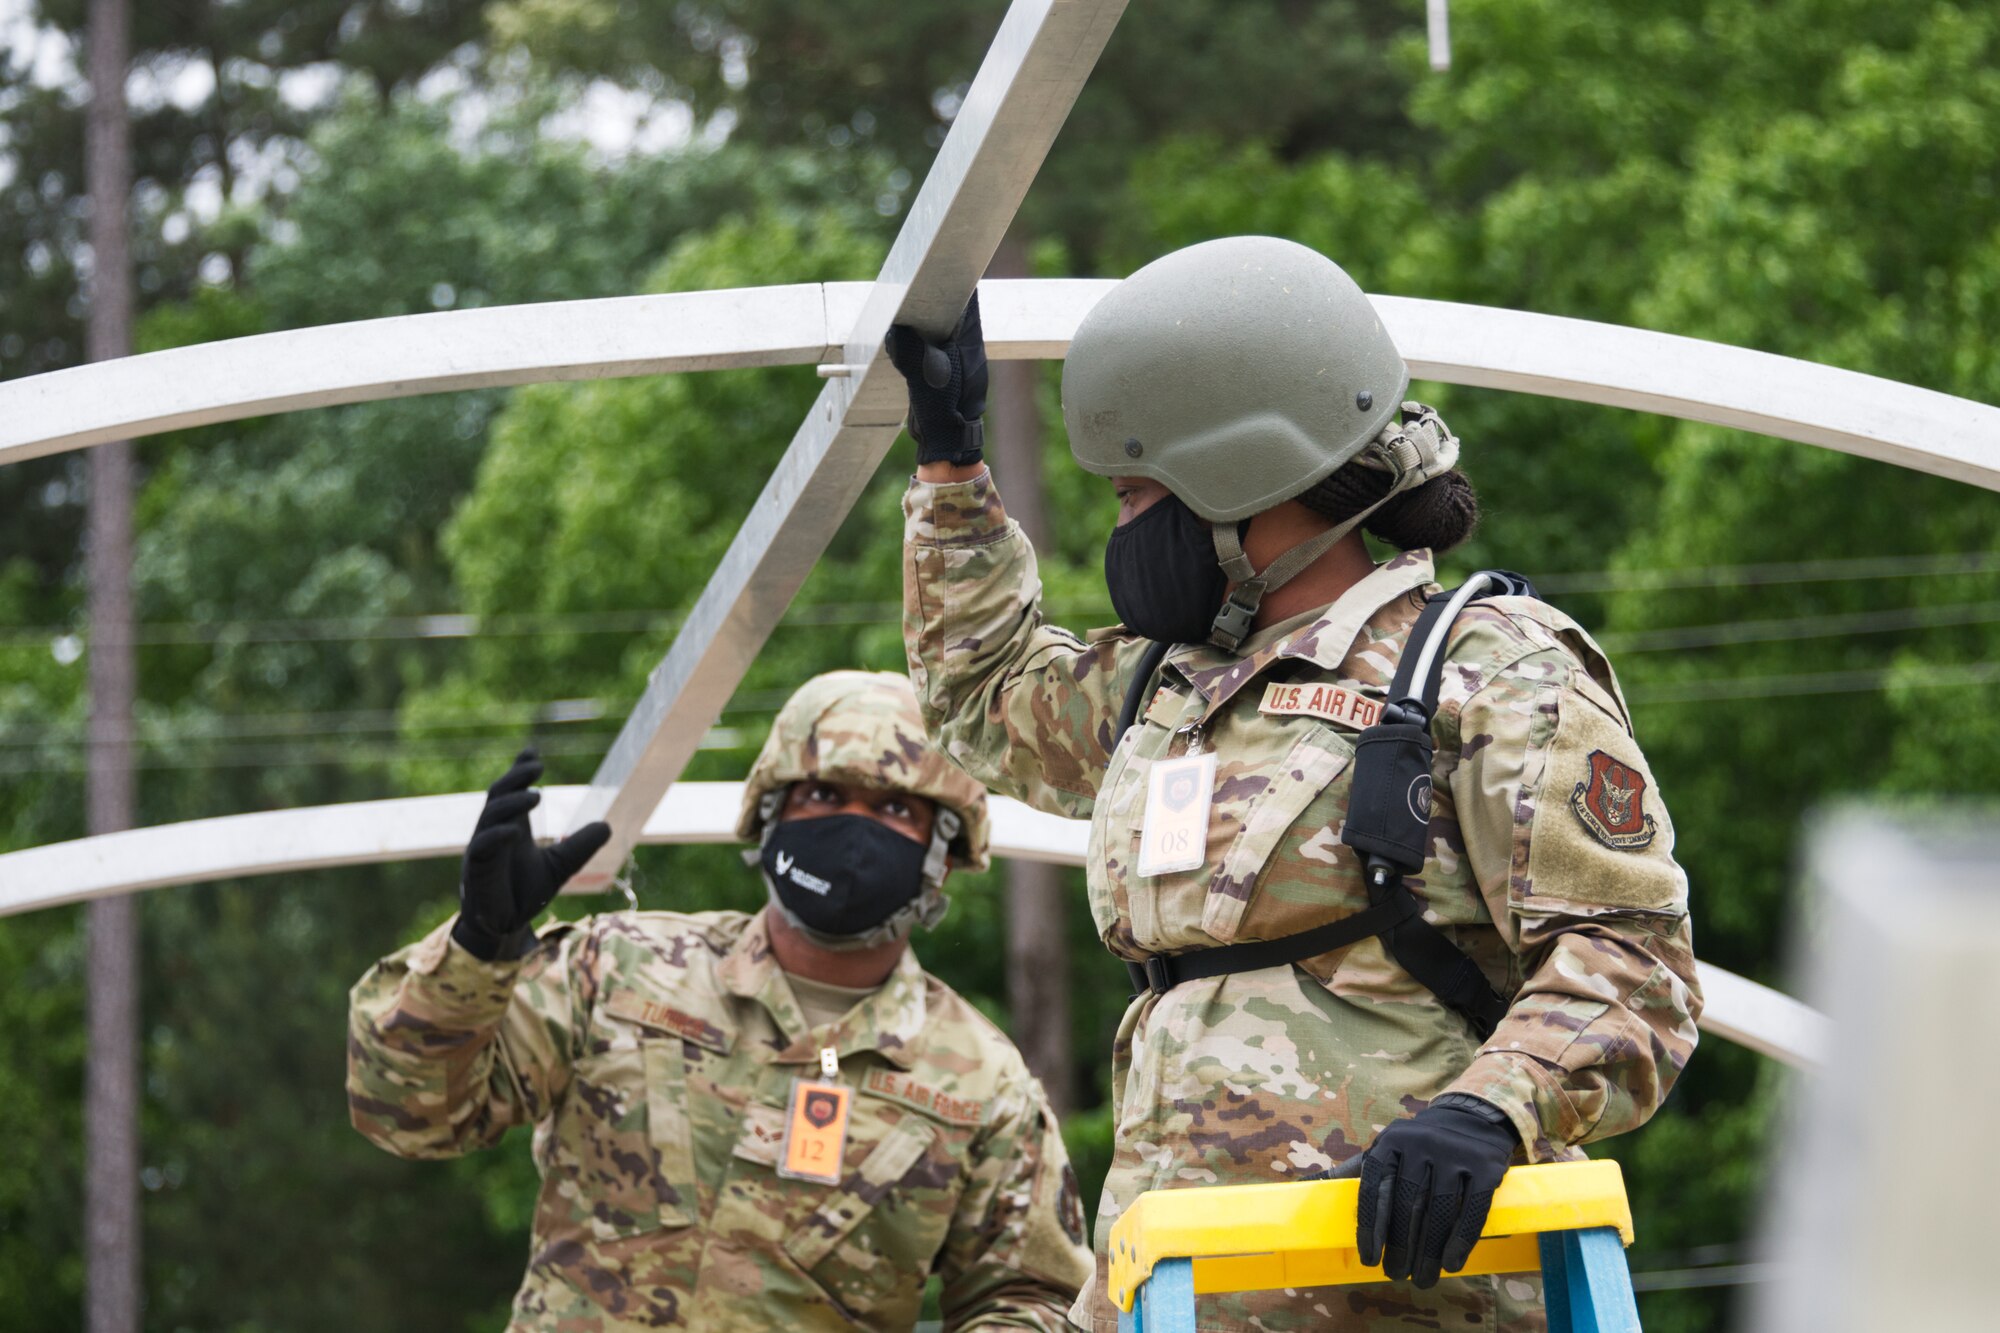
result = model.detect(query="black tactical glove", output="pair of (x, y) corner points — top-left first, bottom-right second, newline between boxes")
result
(452, 748), (612, 962)
(886, 291), (988, 467)
(1341, 1093), (1519, 1289)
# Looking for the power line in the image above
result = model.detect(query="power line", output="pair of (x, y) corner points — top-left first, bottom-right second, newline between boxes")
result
(3, 660), (1992, 772)
(1626, 659), (2000, 705)
(1630, 1261), (1782, 1293)
(0, 690), (810, 747)
(0, 728), (753, 778)
(0, 603), (921, 649)
(1602, 599), (2000, 654)
(1531, 550), (2000, 595)
(5, 550), (1998, 651)
(6, 699), (599, 743)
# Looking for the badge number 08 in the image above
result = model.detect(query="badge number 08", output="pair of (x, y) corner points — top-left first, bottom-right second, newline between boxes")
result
(1137, 751), (1216, 877)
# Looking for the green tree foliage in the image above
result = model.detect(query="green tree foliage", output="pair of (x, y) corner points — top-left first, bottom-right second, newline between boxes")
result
(3, 2), (1997, 1327)
(0, 1), (489, 650)
(405, 205), (887, 781)
(482, 0), (1424, 261)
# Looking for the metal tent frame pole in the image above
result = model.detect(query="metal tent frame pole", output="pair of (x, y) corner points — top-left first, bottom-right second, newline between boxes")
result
(5, 283), (1995, 494)
(552, 0), (1129, 887)
(0, 786), (1830, 1069)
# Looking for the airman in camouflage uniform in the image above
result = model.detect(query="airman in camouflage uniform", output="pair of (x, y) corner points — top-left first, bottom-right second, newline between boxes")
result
(890, 239), (1701, 1330)
(348, 671), (1093, 1330)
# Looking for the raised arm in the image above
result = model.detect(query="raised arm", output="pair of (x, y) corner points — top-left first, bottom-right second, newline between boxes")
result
(891, 297), (1143, 819)
(347, 748), (611, 1157)
(347, 916), (584, 1158)
(903, 464), (1145, 819)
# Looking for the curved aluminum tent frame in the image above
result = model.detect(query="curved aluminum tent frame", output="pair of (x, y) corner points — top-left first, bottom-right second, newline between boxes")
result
(6, 281), (1997, 491)
(0, 784), (1829, 1069)
(5, 0), (1976, 1072)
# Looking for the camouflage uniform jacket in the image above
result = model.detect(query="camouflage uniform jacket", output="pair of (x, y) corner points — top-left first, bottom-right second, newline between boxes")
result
(902, 472), (1702, 1332)
(348, 906), (1092, 1330)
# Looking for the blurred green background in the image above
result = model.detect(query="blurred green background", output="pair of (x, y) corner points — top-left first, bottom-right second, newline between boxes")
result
(3, 1), (1998, 1327)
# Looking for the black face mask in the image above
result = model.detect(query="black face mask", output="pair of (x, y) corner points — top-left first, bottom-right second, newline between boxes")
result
(1103, 493), (1230, 644)
(761, 815), (930, 938)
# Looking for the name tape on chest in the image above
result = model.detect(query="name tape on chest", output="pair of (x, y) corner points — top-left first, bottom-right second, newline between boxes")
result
(1258, 681), (1381, 730)
(862, 1067), (988, 1128)
(603, 991), (730, 1051)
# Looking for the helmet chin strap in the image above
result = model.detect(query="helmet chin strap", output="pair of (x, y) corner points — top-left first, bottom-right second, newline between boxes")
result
(749, 787), (960, 952)
(1206, 404), (1460, 652)
(1208, 517), (1349, 652)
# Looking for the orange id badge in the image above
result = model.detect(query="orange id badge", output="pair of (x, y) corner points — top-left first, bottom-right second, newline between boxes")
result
(777, 1079), (851, 1185)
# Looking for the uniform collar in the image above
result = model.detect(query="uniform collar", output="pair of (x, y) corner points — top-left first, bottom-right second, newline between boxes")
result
(720, 910), (929, 1070)
(1166, 548), (1437, 714)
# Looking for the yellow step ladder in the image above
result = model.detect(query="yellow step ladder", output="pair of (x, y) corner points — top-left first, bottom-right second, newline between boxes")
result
(1109, 1160), (1640, 1332)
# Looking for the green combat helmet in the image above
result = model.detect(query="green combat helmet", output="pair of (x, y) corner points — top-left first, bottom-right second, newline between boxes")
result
(736, 670), (991, 948)
(1063, 236), (1460, 649)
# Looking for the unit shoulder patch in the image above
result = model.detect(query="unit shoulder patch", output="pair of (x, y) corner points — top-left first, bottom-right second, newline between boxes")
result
(1257, 680), (1380, 730)
(861, 1066), (988, 1127)
(1570, 749), (1658, 850)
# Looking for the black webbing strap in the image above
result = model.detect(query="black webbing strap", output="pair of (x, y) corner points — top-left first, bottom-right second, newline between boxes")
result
(1125, 882), (1424, 996)
(1339, 570), (1534, 1038)
(1112, 639), (1174, 753)
(1119, 571), (1536, 1043)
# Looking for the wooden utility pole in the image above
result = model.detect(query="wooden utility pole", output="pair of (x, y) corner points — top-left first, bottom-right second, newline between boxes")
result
(84, 0), (141, 1327)
(986, 235), (1074, 1114)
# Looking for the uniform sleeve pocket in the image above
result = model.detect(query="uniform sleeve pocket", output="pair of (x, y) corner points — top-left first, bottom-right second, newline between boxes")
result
(643, 1040), (699, 1228)
(782, 1114), (938, 1271)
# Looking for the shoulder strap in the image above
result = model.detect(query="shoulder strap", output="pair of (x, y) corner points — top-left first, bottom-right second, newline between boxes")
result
(1388, 568), (1538, 721)
(1112, 639), (1174, 753)
(1340, 569), (1535, 1039)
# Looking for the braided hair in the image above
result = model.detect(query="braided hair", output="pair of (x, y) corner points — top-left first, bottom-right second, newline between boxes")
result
(1296, 460), (1480, 553)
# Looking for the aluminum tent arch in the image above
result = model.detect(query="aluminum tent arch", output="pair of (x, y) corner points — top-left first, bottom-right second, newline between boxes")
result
(6, 282), (1996, 489)
(0, 785), (1829, 1069)
(3, 0), (1981, 1068)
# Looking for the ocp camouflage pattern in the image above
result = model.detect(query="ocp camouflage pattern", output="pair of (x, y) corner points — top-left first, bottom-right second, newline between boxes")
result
(734, 668), (992, 868)
(902, 470), (1701, 1331)
(349, 906), (1091, 1329)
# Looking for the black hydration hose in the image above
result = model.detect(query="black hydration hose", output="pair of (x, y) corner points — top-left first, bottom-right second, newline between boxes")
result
(1112, 639), (1174, 751)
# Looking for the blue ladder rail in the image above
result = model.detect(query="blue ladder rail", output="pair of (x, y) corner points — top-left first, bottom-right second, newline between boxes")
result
(1119, 1226), (1640, 1333)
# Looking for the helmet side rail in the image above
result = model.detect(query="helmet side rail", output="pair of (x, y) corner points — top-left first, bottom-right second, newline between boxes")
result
(0, 783), (1831, 1070)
